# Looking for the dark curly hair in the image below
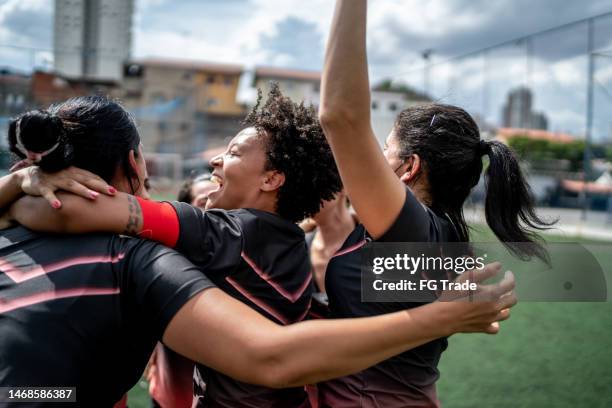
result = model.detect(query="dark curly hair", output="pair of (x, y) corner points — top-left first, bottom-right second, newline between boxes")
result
(243, 83), (342, 223)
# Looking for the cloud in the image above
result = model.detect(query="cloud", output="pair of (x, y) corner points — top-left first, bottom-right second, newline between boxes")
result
(1, 0), (611, 137)
(258, 17), (323, 69)
(0, 0), (51, 70)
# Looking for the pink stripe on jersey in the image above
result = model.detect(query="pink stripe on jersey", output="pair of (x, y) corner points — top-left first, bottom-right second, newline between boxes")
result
(225, 276), (289, 325)
(0, 287), (120, 314)
(295, 298), (312, 322)
(241, 251), (312, 303)
(332, 240), (367, 258)
(0, 253), (125, 284)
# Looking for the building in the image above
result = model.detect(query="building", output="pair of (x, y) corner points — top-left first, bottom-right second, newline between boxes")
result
(496, 127), (575, 145)
(54, 0), (134, 81)
(0, 68), (32, 163)
(252, 69), (432, 145)
(369, 79), (431, 145)
(31, 70), (118, 108)
(370, 90), (424, 145)
(501, 87), (548, 130)
(253, 67), (321, 107)
(0, 68), (31, 117)
(121, 58), (246, 156)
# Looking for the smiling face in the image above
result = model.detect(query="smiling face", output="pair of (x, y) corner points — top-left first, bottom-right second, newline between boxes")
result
(206, 127), (280, 212)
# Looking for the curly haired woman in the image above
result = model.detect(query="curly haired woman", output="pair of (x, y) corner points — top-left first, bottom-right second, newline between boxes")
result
(3, 85), (341, 407)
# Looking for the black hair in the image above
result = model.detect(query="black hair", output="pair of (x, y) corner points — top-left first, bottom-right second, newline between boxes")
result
(243, 83), (343, 223)
(8, 96), (142, 190)
(394, 103), (555, 261)
(177, 173), (212, 203)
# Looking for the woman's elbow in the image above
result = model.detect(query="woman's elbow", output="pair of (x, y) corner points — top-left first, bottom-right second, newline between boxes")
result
(256, 363), (296, 389)
(319, 106), (365, 132)
(258, 362), (310, 389)
(244, 335), (306, 388)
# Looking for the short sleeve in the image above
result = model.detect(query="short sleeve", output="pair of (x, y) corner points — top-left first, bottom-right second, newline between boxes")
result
(120, 239), (216, 339)
(169, 202), (244, 274)
(376, 187), (432, 243)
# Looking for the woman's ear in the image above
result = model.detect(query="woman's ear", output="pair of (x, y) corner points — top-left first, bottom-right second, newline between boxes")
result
(127, 149), (147, 185)
(261, 170), (285, 192)
(399, 154), (421, 184)
(127, 150), (140, 179)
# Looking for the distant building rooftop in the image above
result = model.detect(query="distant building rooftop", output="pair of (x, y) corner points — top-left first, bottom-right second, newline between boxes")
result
(496, 127), (576, 144)
(253, 66), (321, 82)
(129, 58), (244, 75)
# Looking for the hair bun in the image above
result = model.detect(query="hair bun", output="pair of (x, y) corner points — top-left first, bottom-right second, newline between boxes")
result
(8, 110), (73, 171)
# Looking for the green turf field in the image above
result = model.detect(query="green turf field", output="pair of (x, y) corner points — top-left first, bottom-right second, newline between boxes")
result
(127, 226), (612, 407)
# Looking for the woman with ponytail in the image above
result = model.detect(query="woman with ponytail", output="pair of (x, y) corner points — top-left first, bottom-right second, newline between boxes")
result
(0, 96), (518, 407)
(316, 1), (551, 406)
(392, 105), (554, 261)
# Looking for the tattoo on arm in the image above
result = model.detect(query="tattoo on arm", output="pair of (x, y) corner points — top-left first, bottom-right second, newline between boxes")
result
(123, 195), (143, 236)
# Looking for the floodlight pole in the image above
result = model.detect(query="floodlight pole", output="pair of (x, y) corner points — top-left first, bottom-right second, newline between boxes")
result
(581, 18), (594, 222)
(422, 49), (433, 97)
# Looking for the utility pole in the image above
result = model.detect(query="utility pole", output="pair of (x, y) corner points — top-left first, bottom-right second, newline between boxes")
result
(581, 18), (595, 222)
(421, 49), (433, 98)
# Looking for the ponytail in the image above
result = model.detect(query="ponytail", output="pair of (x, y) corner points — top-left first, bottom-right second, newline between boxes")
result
(482, 140), (556, 262)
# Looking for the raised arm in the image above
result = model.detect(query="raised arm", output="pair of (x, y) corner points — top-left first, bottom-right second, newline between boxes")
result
(165, 263), (515, 388)
(319, 0), (406, 239)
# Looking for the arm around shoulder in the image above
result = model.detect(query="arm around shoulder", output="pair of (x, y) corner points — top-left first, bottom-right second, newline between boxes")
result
(9, 192), (139, 235)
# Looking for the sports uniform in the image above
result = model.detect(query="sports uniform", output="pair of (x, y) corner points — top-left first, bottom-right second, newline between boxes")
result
(318, 189), (460, 408)
(0, 226), (214, 407)
(137, 200), (314, 408)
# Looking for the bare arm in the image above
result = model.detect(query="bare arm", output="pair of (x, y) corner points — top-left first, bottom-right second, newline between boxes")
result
(0, 172), (24, 212)
(319, 0), (406, 239)
(0, 166), (115, 227)
(164, 263), (515, 388)
(9, 192), (142, 235)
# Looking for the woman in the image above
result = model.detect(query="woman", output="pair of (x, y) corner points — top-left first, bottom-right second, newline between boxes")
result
(316, 1), (553, 406)
(303, 191), (356, 295)
(177, 172), (217, 209)
(147, 173), (219, 408)
(3, 87), (342, 407)
(0, 96), (518, 408)
(1, 94), (515, 406)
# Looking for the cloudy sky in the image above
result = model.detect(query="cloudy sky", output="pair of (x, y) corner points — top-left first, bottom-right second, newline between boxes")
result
(1, 0), (611, 138)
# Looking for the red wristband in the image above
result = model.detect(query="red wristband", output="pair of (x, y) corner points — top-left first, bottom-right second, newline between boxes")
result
(135, 197), (180, 248)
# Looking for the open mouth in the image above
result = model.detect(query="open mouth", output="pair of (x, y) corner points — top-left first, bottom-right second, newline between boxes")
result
(210, 174), (224, 193)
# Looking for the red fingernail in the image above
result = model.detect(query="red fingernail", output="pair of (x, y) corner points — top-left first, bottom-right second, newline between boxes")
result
(108, 186), (117, 194)
(90, 191), (99, 199)
(52, 200), (61, 209)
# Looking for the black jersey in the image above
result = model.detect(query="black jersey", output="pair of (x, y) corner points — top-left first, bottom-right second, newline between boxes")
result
(169, 203), (313, 408)
(319, 189), (459, 408)
(0, 226), (215, 408)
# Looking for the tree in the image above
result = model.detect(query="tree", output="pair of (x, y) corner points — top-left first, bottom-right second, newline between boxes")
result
(507, 136), (586, 171)
(372, 79), (431, 102)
